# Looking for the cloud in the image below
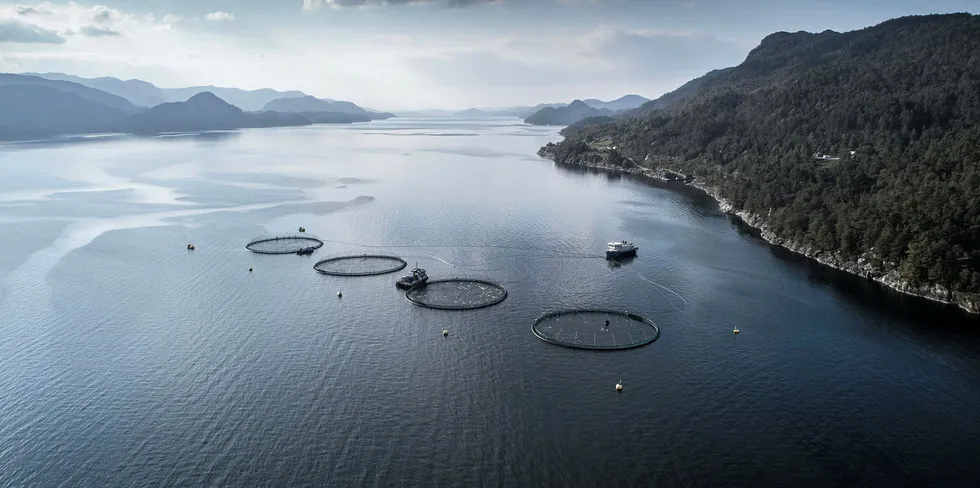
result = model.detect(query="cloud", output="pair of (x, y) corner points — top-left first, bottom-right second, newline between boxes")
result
(4, 3), (186, 37)
(204, 11), (235, 22)
(14, 2), (54, 15)
(79, 25), (121, 37)
(92, 6), (114, 24)
(303, 0), (502, 10)
(0, 19), (65, 43)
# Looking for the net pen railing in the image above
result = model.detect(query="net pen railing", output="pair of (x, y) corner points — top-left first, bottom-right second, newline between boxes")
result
(531, 309), (660, 350)
(404, 279), (508, 310)
(313, 254), (409, 276)
(246, 235), (324, 255)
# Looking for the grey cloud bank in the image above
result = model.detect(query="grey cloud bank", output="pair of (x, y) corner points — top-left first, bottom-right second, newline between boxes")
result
(0, 19), (65, 43)
(79, 25), (122, 37)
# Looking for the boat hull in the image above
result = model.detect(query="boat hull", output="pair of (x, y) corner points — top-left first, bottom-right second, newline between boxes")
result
(396, 278), (428, 289)
(606, 248), (637, 259)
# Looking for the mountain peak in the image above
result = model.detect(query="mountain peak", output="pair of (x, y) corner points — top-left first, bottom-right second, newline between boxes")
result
(186, 91), (226, 104)
(614, 94), (648, 102)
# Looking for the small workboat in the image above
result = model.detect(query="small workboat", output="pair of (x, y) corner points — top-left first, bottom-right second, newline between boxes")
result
(606, 241), (638, 259)
(295, 246), (316, 255)
(396, 267), (428, 289)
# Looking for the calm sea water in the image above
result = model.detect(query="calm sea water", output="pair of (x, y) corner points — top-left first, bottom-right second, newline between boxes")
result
(1, 119), (979, 487)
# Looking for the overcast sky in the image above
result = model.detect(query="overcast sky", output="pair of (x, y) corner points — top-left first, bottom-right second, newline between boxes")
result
(1, 0), (977, 110)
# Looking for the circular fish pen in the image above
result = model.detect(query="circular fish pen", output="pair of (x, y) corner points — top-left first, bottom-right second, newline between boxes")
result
(405, 279), (508, 310)
(313, 254), (408, 276)
(531, 309), (660, 350)
(246, 235), (324, 255)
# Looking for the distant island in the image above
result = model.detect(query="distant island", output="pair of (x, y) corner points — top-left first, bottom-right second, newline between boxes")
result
(448, 96), (650, 122)
(453, 103), (566, 119)
(537, 13), (980, 314)
(0, 73), (387, 141)
(523, 95), (650, 126)
(524, 100), (615, 126)
(454, 108), (510, 118)
(262, 95), (394, 120)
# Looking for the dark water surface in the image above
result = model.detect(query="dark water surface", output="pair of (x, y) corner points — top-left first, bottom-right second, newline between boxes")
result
(1, 119), (978, 487)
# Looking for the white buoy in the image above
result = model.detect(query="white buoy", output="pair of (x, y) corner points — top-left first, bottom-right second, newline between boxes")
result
(615, 380), (623, 391)
(249, 267), (253, 272)
(443, 329), (449, 336)
(733, 328), (740, 334)
(337, 291), (342, 298)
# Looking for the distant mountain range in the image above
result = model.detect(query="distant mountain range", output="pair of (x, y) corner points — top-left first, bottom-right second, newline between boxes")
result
(162, 86), (307, 112)
(523, 84), (733, 128)
(20, 72), (370, 113)
(524, 100), (617, 126)
(21, 72), (170, 108)
(453, 103), (567, 119)
(123, 92), (310, 134)
(445, 95), (650, 126)
(0, 84), (130, 141)
(1, 71), (653, 137)
(452, 96), (648, 121)
(581, 95), (651, 112)
(262, 95), (394, 120)
(0, 73), (134, 110)
(0, 73), (383, 141)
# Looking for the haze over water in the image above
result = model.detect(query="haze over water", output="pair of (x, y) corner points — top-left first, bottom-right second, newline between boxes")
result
(1, 119), (978, 487)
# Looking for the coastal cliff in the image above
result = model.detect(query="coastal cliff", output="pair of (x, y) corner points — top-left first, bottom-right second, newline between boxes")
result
(538, 142), (980, 314)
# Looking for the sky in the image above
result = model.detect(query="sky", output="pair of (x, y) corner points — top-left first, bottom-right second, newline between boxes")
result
(1, 0), (977, 111)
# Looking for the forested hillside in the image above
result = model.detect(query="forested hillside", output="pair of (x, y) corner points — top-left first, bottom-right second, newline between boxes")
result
(541, 14), (980, 310)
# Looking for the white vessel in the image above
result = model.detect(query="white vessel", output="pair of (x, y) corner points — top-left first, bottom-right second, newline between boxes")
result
(606, 241), (638, 259)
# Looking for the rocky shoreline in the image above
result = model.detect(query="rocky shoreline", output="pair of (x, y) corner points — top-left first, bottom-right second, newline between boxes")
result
(538, 143), (980, 315)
